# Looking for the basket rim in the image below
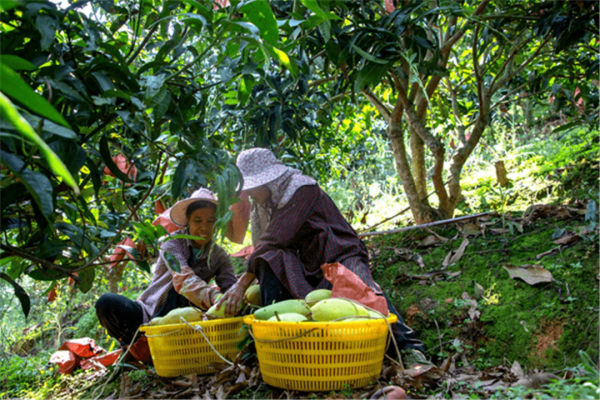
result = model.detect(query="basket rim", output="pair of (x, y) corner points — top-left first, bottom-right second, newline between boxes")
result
(140, 315), (246, 334)
(244, 313), (398, 327)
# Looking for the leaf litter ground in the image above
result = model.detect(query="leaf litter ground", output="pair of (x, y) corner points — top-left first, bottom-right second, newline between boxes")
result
(63, 201), (599, 400)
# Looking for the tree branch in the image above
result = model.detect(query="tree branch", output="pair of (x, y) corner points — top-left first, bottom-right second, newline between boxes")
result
(72, 152), (164, 272)
(491, 36), (552, 94)
(126, 24), (159, 65)
(362, 89), (391, 124)
(309, 76), (337, 87)
(0, 244), (80, 283)
(472, 23), (484, 116)
(444, 76), (466, 143)
(489, 35), (533, 94)
(441, 0), (491, 53)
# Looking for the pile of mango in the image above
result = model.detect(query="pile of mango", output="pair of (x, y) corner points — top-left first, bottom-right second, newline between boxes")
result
(148, 284), (263, 325)
(148, 285), (387, 326)
(254, 289), (388, 322)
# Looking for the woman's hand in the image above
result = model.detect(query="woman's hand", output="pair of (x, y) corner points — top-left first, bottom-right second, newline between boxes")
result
(215, 272), (256, 317)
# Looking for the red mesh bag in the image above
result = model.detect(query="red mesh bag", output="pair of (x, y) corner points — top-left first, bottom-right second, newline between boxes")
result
(49, 350), (80, 374)
(153, 207), (180, 234)
(321, 262), (388, 316)
(58, 338), (105, 358)
(129, 336), (152, 364)
(80, 349), (122, 371)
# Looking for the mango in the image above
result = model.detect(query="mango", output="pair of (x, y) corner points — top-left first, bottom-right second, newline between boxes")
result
(245, 284), (262, 306)
(206, 301), (243, 319)
(304, 289), (332, 304)
(310, 298), (369, 321)
(367, 309), (388, 319)
(149, 316), (163, 326)
(268, 313), (308, 322)
(253, 299), (311, 320)
(159, 307), (203, 325)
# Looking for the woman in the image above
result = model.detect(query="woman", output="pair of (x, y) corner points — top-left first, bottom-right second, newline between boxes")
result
(95, 188), (237, 354)
(216, 148), (431, 368)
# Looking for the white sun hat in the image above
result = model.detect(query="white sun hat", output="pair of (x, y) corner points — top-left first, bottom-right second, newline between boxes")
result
(169, 188), (218, 227)
(236, 148), (288, 191)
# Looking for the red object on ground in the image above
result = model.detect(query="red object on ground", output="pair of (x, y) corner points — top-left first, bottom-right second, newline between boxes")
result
(322, 262), (388, 315)
(80, 349), (122, 371)
(128, 336), (152, 364)
(47, 283), (58, 302)
(231, 245), (254, 259)
(108, 237), (137, 269)
(153, 207), (180, 234)
(103, 153), (138, 182)
(225, 192), (251, 244)
(155, 199), (167, 215)
(385, 0), (395, 13)
(49, 350), (80, 375)
(59, 338), (105, 358)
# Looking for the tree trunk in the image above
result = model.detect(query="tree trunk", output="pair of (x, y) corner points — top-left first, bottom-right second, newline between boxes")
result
(409, 128), (428, 201)
(107, 262), (126, 293)
(388, 104), (438, 224)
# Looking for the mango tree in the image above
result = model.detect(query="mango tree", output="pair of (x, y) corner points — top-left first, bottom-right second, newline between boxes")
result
(0, 0), (292, 315)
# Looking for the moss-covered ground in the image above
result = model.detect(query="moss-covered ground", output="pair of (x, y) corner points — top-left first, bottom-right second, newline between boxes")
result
(368, 212), (599, 370)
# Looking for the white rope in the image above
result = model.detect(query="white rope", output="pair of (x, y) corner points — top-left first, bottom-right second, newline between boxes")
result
(179, 317), (234, 366)
(333, 297), (404, 370)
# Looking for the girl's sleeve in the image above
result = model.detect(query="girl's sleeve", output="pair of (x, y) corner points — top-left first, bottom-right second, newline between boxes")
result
(160, 240), (217, 310)
(213, 246), (238, 293)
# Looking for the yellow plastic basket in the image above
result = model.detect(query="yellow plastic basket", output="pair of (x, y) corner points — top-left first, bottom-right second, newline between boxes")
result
(139, 316), (245, 377)
(244, 314), (397, 392)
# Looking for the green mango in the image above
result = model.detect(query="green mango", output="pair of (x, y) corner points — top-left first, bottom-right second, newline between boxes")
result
(245, 284), (262, 306)
(159, 307), (204, 325)
(253, 299), (311, 320)
(310, 298), (369, 321)
(268, 313), (308, 322)
(304, 289), (332, 304)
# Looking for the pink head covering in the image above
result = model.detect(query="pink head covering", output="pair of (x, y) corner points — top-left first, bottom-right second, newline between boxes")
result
(236, 148), (316, 209)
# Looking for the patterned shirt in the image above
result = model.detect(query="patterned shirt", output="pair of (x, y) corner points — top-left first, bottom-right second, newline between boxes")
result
(247, 185), (381, 299)
(136, 231), (237, 323)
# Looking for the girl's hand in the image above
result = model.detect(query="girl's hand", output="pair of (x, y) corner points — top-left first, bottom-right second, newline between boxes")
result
(215, 272), (256, 317)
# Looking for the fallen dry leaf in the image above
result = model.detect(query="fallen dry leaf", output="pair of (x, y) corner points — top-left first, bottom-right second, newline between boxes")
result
(536, 247), (559, 260)
(442, 239), (470, 268)
(460, 223), (482, 237)
(553, 232), (580, 245)
(503, 264), (554, 285)
(419, 235), (446, 247)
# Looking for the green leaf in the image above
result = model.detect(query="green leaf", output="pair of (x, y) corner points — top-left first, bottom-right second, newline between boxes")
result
(163, 251), (181, 273)
(0, 55), (36, 71)
(0, 63), (70, 128)
(86, 158), (102, 198)
(0, 94), (79, 194)
(36, 14), (59, 51)
(77, 267), (95, 293)
(171, 159), (189, 199)
(162, 234), (206, 242)
(354, 61), (391, 92)
(552, 121), (577, 134)
(266, 45), (299, 77)
(99, 133), (133, 183)
(318, 20), (331, 43)
(0, 150), (54, 220)
(351, 43), (389, 65)
(240, 0), (279, 45)
(1, 182), (26, 213)
(28, 267), (64, 281)
(0, 0), (18, 11)
(0, 272), (30, 318)
(300, 0), (340, 21)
